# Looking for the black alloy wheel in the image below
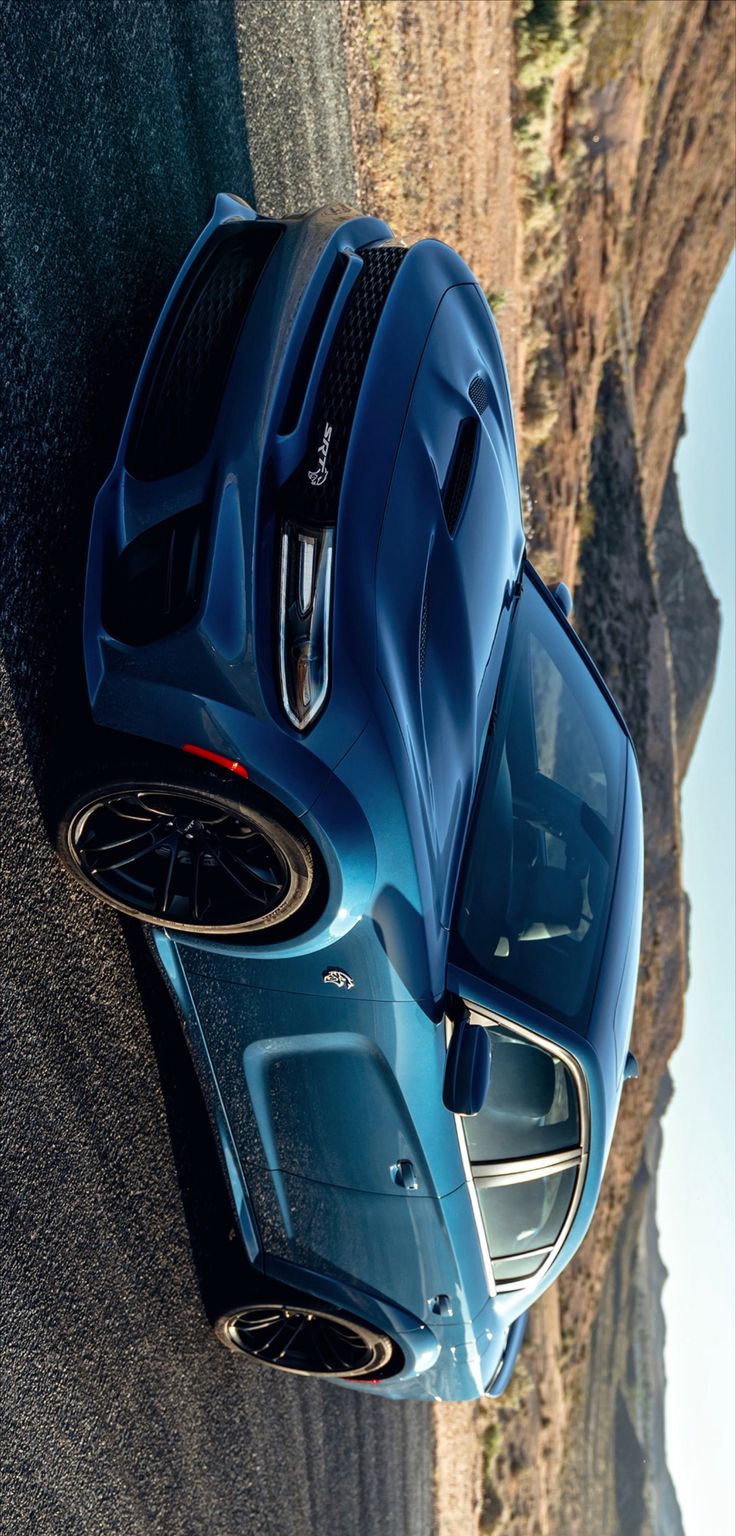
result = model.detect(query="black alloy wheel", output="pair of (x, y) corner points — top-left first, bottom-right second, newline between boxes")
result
(215, 1302), (395, 1378)
(58, 775), (314, 935)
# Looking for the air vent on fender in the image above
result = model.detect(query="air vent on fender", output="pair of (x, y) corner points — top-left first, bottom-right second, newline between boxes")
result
(441, 416), (479, 536)
(103, 505), (209, 645)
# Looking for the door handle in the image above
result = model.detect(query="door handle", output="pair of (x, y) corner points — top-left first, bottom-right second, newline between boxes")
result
(390, 1159), (419, 1190)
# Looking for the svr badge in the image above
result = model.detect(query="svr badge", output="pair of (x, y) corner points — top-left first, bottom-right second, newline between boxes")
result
(323, 969), (354, 989)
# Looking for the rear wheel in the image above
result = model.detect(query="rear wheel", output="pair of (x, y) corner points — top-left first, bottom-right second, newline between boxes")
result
(55, 760), (315, 936)
(214, 1301), (396, 1379)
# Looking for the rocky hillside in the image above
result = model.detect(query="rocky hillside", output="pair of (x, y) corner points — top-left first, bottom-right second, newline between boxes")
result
(554, 1070), (685, 1536)
(338, 2), (733, 1532)
(654, 433), (721, 781)
(520, 0), (735, 576)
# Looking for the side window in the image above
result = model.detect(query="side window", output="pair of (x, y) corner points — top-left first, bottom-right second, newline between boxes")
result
(464, 1024), (580, 1165)
(458, 1014), (586, 1289)
(475, 1166), (577, 1281)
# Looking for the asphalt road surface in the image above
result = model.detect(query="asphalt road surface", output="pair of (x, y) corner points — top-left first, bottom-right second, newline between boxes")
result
(1, 4), (434, 1533)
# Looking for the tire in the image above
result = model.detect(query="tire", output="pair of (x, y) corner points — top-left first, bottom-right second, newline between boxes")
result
(55, 752), (315, 936)
(214, 1300), (397, 1379)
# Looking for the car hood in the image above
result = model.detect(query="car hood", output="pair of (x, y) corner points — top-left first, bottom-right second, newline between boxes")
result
(374, 283), (524, 941)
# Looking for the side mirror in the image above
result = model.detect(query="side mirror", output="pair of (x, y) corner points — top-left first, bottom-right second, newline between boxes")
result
(442, 1005), (491, 1116)
(624, 1050), (639, 1081)
(551, 582), (573, 619)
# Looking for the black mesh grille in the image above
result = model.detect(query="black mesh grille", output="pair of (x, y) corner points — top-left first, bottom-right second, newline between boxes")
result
(127, 223), (281, 481)
(442, 417), (478, 537)
(469, 374), (489, 414)
(296, 244), (406, 524)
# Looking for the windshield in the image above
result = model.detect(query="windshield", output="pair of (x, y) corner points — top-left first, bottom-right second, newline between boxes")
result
(454, 573), (627, 1029)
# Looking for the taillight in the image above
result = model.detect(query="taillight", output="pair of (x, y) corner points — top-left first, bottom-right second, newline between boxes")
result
(183, 744), (248, 778)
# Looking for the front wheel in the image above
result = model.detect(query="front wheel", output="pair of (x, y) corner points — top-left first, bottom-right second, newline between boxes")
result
(215, 1301), (397, 1379)
(55, 760), (315, 936)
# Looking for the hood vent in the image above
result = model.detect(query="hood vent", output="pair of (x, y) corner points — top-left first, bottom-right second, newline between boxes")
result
(469, 374), (489, 414)
(442, 416), (478, 536)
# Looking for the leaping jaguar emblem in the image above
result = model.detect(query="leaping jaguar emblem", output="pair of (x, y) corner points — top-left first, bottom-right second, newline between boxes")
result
(323, 968), (354, 989)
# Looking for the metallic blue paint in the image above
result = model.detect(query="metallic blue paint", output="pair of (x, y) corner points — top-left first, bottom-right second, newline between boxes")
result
(487, 1311), (529, 1398)
(78, 195), (644, 1401)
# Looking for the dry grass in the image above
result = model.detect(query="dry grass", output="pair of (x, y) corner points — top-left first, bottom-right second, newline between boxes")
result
(432, 1401), (486, 1536)
(339, 0), (524, 407)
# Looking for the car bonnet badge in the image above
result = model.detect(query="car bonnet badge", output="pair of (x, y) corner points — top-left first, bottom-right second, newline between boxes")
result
(323, 969), (354, 989)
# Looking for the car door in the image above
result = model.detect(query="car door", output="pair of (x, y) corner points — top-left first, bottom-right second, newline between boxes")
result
(175, 951), (490, 1326)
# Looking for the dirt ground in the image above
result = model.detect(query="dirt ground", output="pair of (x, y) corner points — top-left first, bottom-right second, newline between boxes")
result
(339, 0), (524, 409)
(432, 1400), (486, 1536)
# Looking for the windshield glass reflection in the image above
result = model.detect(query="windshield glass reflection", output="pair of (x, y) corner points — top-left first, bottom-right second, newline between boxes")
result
(454, 575), (627, 1028)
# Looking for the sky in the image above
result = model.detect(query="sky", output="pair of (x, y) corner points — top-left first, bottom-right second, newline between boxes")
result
(657, 250), (736, 1536)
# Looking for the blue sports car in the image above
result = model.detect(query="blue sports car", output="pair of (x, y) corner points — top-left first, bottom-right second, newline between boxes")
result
(55, 194), (643, 1401)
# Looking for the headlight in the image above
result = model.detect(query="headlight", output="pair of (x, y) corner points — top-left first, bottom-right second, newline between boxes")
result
(278, 520), (334, 730)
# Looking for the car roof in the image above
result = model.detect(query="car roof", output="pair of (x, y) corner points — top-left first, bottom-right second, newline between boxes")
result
(584, 740), (644, 1116)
